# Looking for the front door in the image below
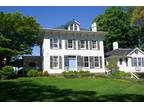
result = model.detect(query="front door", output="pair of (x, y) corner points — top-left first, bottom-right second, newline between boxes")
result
(68, 56), (77, 71)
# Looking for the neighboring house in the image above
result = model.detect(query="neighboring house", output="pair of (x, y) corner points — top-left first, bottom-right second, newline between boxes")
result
(105, 42), (144, 73)
(36, 19), (105, 74)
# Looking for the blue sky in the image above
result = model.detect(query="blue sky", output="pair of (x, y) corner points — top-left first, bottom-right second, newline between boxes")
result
(0, 6), (108, 55)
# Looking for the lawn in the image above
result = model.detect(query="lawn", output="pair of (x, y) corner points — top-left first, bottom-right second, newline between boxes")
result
(1, 77), (144, 102)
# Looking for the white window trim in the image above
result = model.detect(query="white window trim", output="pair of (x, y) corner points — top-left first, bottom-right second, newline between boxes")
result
(52, 56), (59, 69)
(83, 56), (90, 68)
(67, 40), (75, 49)
(92, 40), (98, 50)
(80, 40), (86, 50)
(52, 39), (59, 49)
(94, 56), (100, 68)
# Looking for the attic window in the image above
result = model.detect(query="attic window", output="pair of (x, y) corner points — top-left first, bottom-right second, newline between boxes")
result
(74, 24), (77, 31)
(70, 24), (73, 31)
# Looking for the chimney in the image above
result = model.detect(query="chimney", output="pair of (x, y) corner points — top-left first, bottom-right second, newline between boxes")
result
(113, 42), (118, 50)
(91, 22), (97, 32)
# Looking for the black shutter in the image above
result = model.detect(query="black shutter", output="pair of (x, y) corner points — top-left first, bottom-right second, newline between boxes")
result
(50, 39), (53, 49)
(65, 40), (67, 49)
(97, 41), (100, 50)
(59, 40), (62, 49)
(100, 56), (102, 68)
(86, 40), (88, 49)
(78, 40), (80, 50)
(90, 56), (94, 69)
(90, 40), (92, 50)
(50, 56), (53, 69)
(77, 56), (83, 70)
(74, 40), (76, 49)
(59, 56), (62, 69)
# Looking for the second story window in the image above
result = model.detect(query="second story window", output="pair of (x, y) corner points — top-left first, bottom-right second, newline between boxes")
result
(92, 40), (98, 49)
(80, 40), (86, 49)
(50, 39), (62, 49)
(68, 40), (74, 49)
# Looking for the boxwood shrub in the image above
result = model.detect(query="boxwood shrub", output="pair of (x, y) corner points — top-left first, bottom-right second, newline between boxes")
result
(0, 65), (16, 80)
(27, 69), (39, 77)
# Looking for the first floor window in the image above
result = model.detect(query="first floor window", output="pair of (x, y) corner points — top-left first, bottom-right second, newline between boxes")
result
(132, 57), (144, 67)
(84, 56), (89, 67)
(94, 57), (99, 67)
(51, 56), (59, 68)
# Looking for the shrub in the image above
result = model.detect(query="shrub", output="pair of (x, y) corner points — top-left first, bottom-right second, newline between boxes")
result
(62, 70), (93, 78)
(42, 71), (49, 76)
(27, 69), (39, 77)
(0, 66), (16, 80)
(112, 71), (129, 78)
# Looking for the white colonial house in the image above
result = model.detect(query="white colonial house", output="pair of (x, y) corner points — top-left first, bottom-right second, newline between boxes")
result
(105, 42), (144, 73)
(37, 19), (105, 74)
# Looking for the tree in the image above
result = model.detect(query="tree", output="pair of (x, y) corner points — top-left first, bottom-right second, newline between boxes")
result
(0, 12), (40, 68)
(106, 58), (119, 74)
(93, 7), (140, 51)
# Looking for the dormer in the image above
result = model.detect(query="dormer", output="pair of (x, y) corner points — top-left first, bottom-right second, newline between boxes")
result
(66, 19), (80, 31)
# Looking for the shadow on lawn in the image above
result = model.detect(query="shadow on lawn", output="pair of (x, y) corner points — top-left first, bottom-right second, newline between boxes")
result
(0, 80), (144, 102)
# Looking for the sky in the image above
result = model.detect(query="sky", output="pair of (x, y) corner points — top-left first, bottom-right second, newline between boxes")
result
(0, 6), (108, 55)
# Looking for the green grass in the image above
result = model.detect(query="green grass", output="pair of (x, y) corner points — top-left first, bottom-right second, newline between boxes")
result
(1, 77), (144, 102)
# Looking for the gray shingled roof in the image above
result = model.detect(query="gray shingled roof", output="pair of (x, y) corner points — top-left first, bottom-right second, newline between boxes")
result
(105, 48), (133, 58)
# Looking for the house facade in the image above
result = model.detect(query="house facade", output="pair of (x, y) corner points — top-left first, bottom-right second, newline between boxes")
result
(105, 42), (144, 73)
(39, 19), (105, 74)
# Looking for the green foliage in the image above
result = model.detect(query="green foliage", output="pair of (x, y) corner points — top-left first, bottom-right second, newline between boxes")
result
(27, 69), (39, 77)
(0, 12), (40, 68)
(42, 71), (49, 77)
(112, 71), (130, 78)
(0, 65), (16, 79)
(107, 58), (119, 73)
(93, 7), (141, 51)
(62, 70), (94, 78)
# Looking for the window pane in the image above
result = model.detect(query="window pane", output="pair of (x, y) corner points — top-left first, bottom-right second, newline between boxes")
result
(142, 58), (144, 67)
(81, 40), (85, 48)
(95, 57), (99, 67)
(133, 58), (137, 66)
(52, 39), (58, 48)
(53, 56), (58, 67)
(92, 40), (97, 49)
(84, 57), (89, 67)
(138, 58), (142, 66)
(70, 25), (73, 30)
(119, 58), (122, 65)
(74, 24), (77, 31)
(68, 40), (73, 48)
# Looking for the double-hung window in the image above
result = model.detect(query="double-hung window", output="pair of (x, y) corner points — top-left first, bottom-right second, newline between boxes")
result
(51, 56), (59, 69)
(67, 40), (74, 49)
(94, 57), (100, 68)
(83, 56), (89, 68)
(132, 57), (144, 67)
(92, 40), (98, 49)
(51, 39), (59, 49)
(80, 40), (86, 49)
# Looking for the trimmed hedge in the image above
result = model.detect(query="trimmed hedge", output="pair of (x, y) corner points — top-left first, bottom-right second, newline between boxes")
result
(0, 66), (16, 80)
(62, 70), (94, 78)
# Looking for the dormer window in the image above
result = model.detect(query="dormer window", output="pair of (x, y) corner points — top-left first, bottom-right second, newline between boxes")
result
(70, 24), (73, 31)
(74, 24), (77, 31)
